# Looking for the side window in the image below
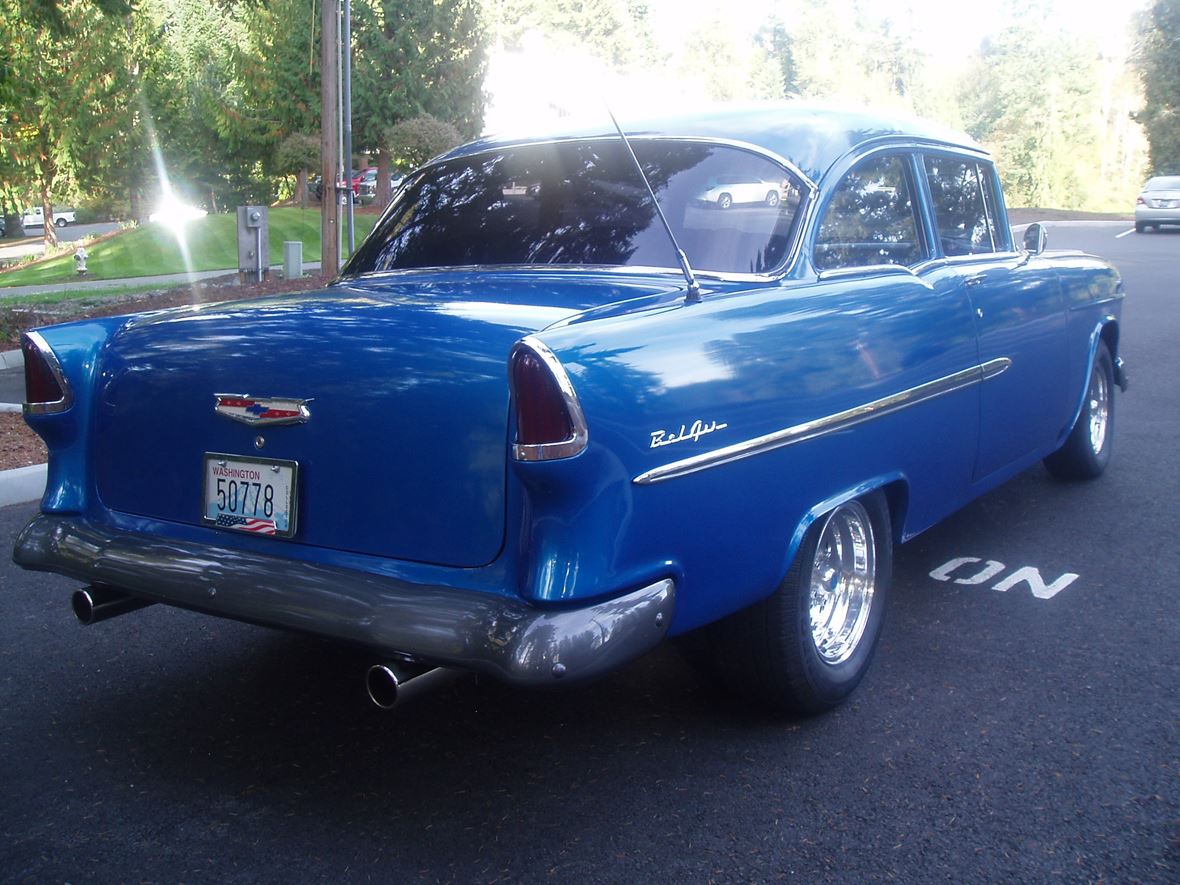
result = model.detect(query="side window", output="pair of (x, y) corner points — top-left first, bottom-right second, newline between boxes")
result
(924, 156), (999, 256)
(977, 164), (1009, 251)
(814, 154), (923, 271)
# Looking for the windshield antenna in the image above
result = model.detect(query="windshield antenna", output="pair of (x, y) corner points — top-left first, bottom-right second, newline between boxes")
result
(606, 108), (702, 304)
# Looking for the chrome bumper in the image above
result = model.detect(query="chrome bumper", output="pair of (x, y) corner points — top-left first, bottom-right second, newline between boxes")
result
(13, 515), (675, 685)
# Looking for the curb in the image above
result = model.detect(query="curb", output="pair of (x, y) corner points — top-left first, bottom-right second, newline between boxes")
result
(1, 348), (22, 370)
(0, 463), (46, 507)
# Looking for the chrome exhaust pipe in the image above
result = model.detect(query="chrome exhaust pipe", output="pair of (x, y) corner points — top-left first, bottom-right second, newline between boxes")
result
(365, 662), (460, 710)
(71, 585), (154, 626)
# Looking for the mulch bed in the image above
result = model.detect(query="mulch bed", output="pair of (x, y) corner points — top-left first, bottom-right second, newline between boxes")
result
(1, 412), (47, 469)
(1, 271), (334, 471)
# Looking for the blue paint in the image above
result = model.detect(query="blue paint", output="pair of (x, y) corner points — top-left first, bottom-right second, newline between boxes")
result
(20, 106), (1124, 649)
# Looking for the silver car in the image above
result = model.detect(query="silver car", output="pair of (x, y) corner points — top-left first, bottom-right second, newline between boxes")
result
(1135, 175), (1180, 232)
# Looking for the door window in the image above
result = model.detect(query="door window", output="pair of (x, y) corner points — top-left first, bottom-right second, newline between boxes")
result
(814, 154), (923, 270)
(924, 156), (1001, 256)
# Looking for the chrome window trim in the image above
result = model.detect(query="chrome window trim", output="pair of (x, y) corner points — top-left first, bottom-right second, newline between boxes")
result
(510, 336), (590, 462)
(21, 330), (74, 416)
(633, 357), (1012, 485)
(344, 262), (780, 286)
(817, 264), (918, 281)
(912, 251), (1023, 274)
(345, 135), (817, 285)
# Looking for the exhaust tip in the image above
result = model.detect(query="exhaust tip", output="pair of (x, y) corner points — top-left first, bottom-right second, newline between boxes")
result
(366, 664), (401, 710)
(71, 588), (98, 625)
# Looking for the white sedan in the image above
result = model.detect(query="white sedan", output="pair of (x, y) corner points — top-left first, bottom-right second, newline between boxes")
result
(698, 176), (784, 209)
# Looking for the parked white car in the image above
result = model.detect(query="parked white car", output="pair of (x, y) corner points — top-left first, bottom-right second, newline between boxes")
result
(22, 206), (76, 228)
(697, 176), (785, 209)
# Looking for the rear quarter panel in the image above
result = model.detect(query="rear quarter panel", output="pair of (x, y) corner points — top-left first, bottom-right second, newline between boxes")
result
(522, 273), (983, 632)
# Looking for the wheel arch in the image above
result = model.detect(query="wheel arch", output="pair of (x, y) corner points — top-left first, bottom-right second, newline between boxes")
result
(1058, 317), (1122, 450)
(778, 472), (909, 589)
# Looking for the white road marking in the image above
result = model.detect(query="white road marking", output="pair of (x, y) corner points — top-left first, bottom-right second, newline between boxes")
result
(929, 558), (1079, 599)
(1115, 228), (1137, 239)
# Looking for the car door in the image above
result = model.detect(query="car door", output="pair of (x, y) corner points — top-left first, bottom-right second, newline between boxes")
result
(812, 150), (982, 528)
(919, 154), (1069, 481)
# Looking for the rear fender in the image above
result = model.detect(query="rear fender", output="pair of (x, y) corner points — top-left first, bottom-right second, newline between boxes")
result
(22, 317), (124, 513)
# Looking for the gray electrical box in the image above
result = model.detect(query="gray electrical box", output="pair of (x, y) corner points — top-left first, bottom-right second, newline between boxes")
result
(236, 205), (269, 283)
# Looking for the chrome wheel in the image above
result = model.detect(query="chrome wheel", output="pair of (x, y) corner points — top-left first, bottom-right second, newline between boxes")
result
(1087, 361), (1110, 455)
(808, 501), (876, 665)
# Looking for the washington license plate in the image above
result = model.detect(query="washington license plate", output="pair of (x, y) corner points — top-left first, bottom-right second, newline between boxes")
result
(202, 454), (298, 538)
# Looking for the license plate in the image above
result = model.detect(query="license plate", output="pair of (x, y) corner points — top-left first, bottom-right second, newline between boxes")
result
(202, 454), (298, 538)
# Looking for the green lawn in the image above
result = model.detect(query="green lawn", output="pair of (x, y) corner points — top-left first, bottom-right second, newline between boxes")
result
(0, 208), (377, 288)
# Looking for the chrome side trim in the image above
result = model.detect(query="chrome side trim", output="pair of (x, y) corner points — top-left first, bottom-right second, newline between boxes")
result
(633, 358), (1012, 485)
(981, 357), (1012, 380)
(14, 514), (676, 686)
(21, 331), (74, 416)
(510, 336), (590, 461)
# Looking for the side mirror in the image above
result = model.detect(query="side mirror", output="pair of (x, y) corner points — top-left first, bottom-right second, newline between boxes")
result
(1022, 222), (1047, 255)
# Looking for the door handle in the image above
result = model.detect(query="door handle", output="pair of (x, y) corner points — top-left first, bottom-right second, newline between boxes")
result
(966, 276), (984, 288)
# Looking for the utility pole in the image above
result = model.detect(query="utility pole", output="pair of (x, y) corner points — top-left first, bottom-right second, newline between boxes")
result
(320, 0), (340, 275)
(342, 0), (355, 255)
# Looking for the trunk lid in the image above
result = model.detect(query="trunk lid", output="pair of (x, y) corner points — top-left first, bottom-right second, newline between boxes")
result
(93, 273), (678, 566)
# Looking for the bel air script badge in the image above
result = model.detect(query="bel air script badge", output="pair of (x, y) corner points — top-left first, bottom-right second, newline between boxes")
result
(650, 418), (728, 449)
(214, 394), (311, 426)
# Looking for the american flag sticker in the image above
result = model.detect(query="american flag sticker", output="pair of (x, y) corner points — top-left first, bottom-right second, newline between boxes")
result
(215, 514), (278, 535)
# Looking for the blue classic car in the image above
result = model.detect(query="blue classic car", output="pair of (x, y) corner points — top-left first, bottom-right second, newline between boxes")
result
(14, 105), (1126, 713)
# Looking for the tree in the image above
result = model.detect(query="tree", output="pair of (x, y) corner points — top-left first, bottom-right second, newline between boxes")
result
(276, 133), (320, 207)
(959, 20), (1103, 208)
(0, 0), (141, 244)
(678, 19), (783, 102)
(352, 0), (489, 206)
(137, 0), (271, 214)
(384, 114), (460, 169)
(236, 0), (322, 185)
(484, 0), (657, 71)
(758, 1), (934, 113)
(1134, 0), (1180, 173)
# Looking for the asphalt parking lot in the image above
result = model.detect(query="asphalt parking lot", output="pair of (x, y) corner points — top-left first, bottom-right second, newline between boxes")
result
(1, 222), (1176, 882)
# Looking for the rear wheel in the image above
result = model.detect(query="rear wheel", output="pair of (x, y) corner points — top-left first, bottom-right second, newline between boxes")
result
(765, 190), (780, 207)
(1044, 341), (1115, 480)
(54, 217), (67, 228)
(1135, 221), (1146, 233)
(717, 193), (733, 209)
(710, 491), (892, 714)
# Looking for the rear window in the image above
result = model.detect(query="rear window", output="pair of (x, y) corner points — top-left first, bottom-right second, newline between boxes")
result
(343, 139), (807, 277)
(1146, 176), (1180, 191)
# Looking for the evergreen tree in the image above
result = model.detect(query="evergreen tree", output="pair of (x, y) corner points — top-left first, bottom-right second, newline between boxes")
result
(352, 0), (488, 205)
(1134, 0), (1180, 173)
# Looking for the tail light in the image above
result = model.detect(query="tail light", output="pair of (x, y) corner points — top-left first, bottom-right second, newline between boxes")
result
(22, 331), (72, 415)
(1136, 196), (1145, 205)
(509, 337), (587, 461)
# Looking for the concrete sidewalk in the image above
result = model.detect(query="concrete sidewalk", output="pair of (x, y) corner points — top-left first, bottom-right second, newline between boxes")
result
(0, 261), (323, 299)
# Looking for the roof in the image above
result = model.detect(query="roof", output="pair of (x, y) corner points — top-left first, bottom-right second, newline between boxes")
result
(444, 102), (985, 186)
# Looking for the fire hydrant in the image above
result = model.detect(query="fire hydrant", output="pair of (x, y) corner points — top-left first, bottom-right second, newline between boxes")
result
(74, 246), (89, 276)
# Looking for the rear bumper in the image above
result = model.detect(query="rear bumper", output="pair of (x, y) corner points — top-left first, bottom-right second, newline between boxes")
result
(1134, 206), (1180, 224)
(13, 514), (675, 685)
